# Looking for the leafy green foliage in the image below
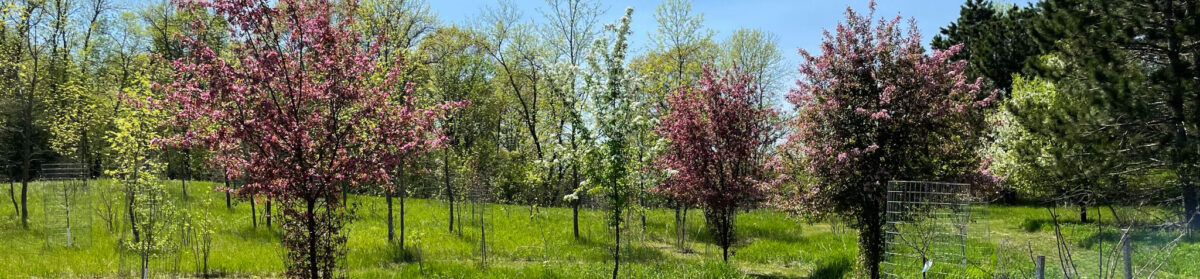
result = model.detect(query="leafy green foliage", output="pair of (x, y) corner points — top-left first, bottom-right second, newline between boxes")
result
(933, 0), (1043, 96)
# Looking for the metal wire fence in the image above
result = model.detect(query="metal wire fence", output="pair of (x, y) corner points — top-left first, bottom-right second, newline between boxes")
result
(40, 163), (91, 248)
(883, 181), (987, 278)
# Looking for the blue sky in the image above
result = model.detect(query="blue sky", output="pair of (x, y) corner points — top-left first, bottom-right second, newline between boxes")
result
(428, 0), (1039, 68)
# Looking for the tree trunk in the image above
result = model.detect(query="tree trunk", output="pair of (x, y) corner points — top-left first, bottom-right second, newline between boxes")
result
(400, 187), (406, 250)
(182, 148), (190, 200)
(20, 111), (32, 229)
(573, 200), (580, 240)
(571, 126), (581, 240)
(224, 173), (232, 210)
(710, 206), (735, 264)
(612, 216), (620, 279)
(458, 198), (463, 235)
(1186, 182), (1199, 230)
(127, 187), (140, 242)
(9, 180), (17, 217)
(386, 188), (394, 243)
(250, 197), (257, 228)
(306, 198), (318, 279)
(20, 179), (28, 229)
(680, 205), (690, 251)
(1162, 6), (1197, 231)
(675, 204), (682, 250)
(859, 202), (885, 279)
(1080, 204), (1088, 223)
(722, 243), (729, 264)
(445, 148), (454, 233)
(399, 165), (407, 249)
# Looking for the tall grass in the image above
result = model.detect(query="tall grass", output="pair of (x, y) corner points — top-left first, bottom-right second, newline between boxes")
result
(0, 180), (1197, 278)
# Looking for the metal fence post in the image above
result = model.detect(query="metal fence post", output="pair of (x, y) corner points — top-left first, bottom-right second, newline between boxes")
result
(1123, 229), (1132, 279)
(1035, 255), (1045, 279)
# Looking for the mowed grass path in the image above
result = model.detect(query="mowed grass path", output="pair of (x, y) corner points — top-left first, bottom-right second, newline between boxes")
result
(0, 180), (1197, 278)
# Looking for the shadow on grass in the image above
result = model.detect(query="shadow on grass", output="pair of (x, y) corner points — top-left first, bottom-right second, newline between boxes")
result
(750, 274), (790, 279)
(1078, 228), (1196, 249)
(623, 244), (667, 263)
(739, 224), (807, 243)
(1021, 218), (1091, 232)
(385, 244), (422, 263)
(230, 226), (282, 244)
(806, 257), (852, 279)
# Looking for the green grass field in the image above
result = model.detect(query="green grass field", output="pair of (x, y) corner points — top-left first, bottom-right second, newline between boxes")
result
(0, 180), (1197, 278)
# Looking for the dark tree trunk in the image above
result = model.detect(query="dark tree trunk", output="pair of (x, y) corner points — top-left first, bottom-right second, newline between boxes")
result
(386, 188), (394, 243)
(722, 243), (729, 264)
(573, 200), (580, 240)
(398, 165), (408, 249)
(1186, 189), (1200, 230)
(457, 198), (463, 234)
(571, 126), (581, 240)
(400, 187), (406, 249)
(127, 188), (139, 242)
(1186, 182), (1199, 230)
(306, 198), (318, 279)
(9, 180), (17, 217)
(612, 217), (620, 279)
(675, 203), (682, 250)
(445, 148), (454, 233)
(250, 197), (257, 228)
(20, 173), (29, 228)
(708, 206), (736, 264)
(859, 201), (885, 279)
(1162, 2), (1198, 231)
(680, 205), (690, 251)
(1080, 204), (1088, 223)
(182, 148), (190, 200)
(224, 173), (232, 209)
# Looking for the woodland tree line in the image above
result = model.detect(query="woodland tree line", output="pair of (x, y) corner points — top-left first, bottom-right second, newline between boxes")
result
(1, 0), (1197, 278)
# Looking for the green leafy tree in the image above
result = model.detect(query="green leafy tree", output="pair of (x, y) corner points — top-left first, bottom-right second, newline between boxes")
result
(412, 25), (495, 239)
(107, 74), (173, 279)
(718, 28), (786, 106)
(933, 0), (1043, 96)
(1, 0), (56, 229)
(986, 74), (1134, 221)
(1033, 0), (1200, 229)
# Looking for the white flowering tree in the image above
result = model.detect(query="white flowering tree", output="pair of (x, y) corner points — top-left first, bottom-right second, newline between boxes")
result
(577, 7), (641, 279)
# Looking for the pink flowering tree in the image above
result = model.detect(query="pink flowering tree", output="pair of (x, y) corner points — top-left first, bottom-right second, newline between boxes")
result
(655, 67), (779, 263)
(782, 3), (995, 278)
(161, 0), (456, 277)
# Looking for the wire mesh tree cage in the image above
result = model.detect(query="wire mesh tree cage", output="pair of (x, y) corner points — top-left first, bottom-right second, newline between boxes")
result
(40, 163), (92, 248)
(882, 181), (989, 278)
